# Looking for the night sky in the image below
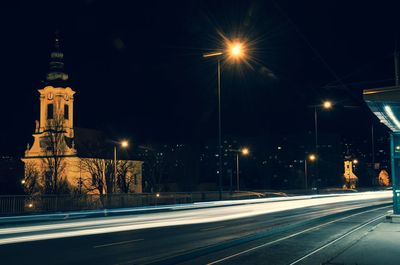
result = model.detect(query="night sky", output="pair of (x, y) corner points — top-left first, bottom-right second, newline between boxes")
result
(1, 0), (399, 156)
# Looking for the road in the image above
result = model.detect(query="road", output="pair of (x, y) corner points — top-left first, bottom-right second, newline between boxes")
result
(0, 191), (392, 265)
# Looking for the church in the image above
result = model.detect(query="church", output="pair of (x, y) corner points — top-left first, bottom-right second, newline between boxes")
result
(22, 36), (142, 195)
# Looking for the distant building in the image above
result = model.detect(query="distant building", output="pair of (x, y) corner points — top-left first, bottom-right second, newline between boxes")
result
(22, 36), (142, 194)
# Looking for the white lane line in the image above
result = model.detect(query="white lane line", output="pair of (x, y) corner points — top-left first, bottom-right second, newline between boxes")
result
(207, 206), (390, 265)
(201, 226), (225, 232)
(93, 238), (144, 248)
(288, 214), (385, 265)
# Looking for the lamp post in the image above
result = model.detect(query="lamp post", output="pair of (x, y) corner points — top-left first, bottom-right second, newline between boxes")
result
(313, 100), (332, 185)
(304, 153), (316, 190)
(234, 148), (249, 191)
(114, 140), (129, 193)
(203, 40), (246, 198)
(353, 159), (358, 172)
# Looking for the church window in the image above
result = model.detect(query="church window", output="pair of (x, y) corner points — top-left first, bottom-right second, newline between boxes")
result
(47, 104), (54, 119)
(64, 104), (69, 119)
(40, 136), (49, 148)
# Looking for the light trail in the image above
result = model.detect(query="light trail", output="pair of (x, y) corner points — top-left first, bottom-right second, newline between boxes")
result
(0, 191), (391, 245)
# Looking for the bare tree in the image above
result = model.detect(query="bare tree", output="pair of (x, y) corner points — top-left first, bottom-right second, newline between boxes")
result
(41, 113), (69, 194)
(22, 161), (43, 195)
(116, 160), (138, 193)
(80, 158), (114, 194)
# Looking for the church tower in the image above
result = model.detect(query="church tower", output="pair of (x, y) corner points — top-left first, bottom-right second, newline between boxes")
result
(22, 34), (143, 195)
(24, 35), (76, 158)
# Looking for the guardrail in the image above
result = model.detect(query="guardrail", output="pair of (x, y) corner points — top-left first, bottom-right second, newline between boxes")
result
(0, 191), (267, 216)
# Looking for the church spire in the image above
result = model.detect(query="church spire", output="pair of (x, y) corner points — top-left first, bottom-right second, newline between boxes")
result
(45, 31), (69, 86)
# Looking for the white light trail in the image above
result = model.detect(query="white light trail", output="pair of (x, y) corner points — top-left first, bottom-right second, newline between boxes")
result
(0, 191), (391, 245)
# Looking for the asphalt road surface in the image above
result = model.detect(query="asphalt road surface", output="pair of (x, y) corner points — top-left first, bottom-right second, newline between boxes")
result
(0, 191), (392, 265)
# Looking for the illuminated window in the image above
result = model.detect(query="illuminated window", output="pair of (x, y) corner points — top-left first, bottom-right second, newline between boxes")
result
(47, 104), (54, 119)
(64, 104), (69, 119)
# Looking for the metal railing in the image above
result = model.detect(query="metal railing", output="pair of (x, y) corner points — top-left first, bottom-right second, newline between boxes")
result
(0, 191), (266, 216)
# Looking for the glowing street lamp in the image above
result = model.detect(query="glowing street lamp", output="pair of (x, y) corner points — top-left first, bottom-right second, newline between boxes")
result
(323, 100), (333, 109)
(313, 100), (332, 184)
(228, 147), (250, 191)
(114, 140), (129, 193)
(227, 41), (246, 61)
(203, 39), (247, 198)
(352, 159), (359, 172)
(304, 154), (317, 190)
(121, 140), (129, 148)
(241, 147), (249, 156)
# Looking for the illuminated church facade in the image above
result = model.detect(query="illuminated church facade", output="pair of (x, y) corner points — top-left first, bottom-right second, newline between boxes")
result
(22, 36), (142, 194)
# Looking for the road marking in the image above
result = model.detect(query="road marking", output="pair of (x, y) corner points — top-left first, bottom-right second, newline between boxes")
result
(207, 206), (390, 264)
(288, 213), (386, 265)
(201, 226), (225, 232)
(93, 238), (143, 248)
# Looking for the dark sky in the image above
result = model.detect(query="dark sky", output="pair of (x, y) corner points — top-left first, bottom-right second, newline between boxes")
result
(1, 0), (399, 156)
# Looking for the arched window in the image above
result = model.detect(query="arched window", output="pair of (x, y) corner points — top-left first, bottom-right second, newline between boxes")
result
(47, 104), (54, 119)
(64, 104), (69, 119)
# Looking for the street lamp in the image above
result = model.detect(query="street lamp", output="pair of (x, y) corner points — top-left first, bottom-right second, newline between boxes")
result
(229, 147), (249, 191)
(323, 100), (332, 109)
(114, 140), (129, 193)
(236, 148), (249, 191)
(203, 39), (246, 198)
(313, 100), (332, 184)
(352, 159), (358, 172)
(304, 154), (316, 190)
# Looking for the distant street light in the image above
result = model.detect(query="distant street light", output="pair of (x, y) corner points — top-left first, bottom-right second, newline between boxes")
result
(353, 159), (359, 172)
(121, 140), (129, 148)
(304, 153), (317, 190)
(323, 100), (333, 109)
(203, 39), (247, 198)
(241, 147), (249, 156)
(313, 100), (332, 185)
(114, 140), (129, 193)
(229, 147), (250, 191)
(21, 179), (26, 185)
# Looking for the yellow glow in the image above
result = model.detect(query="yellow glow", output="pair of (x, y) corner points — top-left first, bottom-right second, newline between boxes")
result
(308, 154), (316, 161)
(231, 43), (242, 56)
(21, 180), (26, 184)
(121, 140), (129, 148)
(241, 148), (250, 155)
(226, 40), (247, 61)
(28, 203), (33, 208)
(353, 159), (358, 164)
(156, 193), (160, 197)
(323, 101), (332, 109)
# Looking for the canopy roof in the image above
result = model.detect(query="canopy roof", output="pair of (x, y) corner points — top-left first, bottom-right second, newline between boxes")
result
(364, 86), (400, 132)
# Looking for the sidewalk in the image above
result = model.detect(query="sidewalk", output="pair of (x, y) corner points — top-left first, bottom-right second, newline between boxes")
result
(330, 216), (400, 265)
